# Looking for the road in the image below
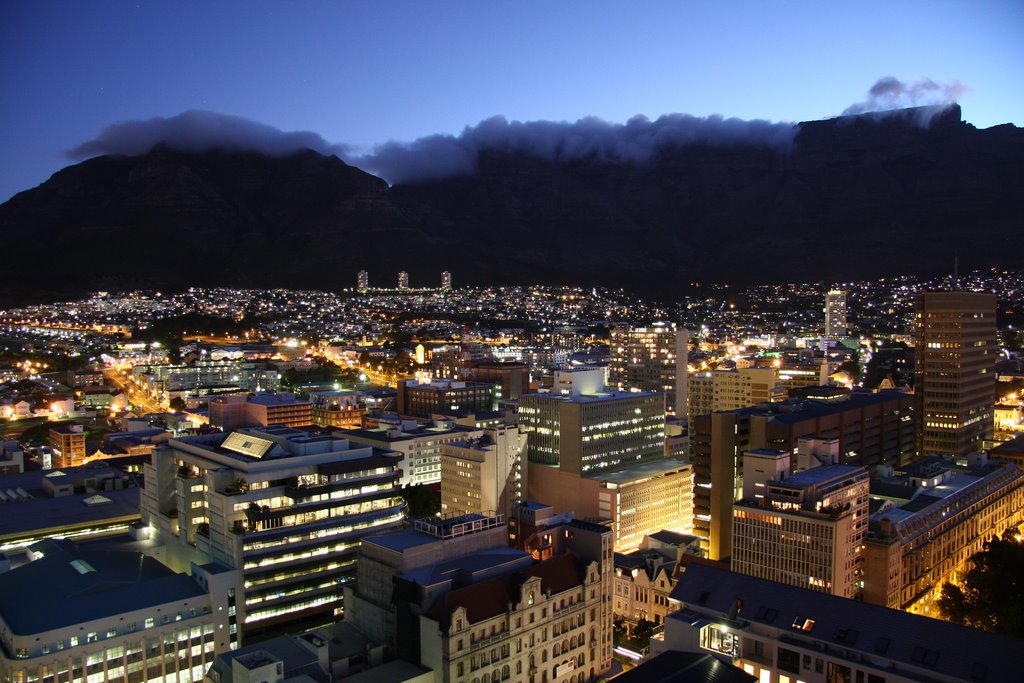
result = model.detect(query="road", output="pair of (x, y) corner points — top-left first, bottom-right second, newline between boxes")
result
(102, 367), (167, 415)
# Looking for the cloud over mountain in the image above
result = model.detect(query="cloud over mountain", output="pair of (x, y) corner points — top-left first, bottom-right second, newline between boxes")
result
(67, 110), (348, 160)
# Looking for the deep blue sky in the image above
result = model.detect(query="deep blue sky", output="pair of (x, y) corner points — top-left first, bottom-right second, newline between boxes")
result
(1, 1), (1022, 201)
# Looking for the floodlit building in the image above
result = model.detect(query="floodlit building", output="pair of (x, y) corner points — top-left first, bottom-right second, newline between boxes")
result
(0, 541), (241, 683)
(732, 465), (870, 598)
(914, 291), (997, 456)
(343, 418), (481, 487)
(308, 390), (366, 429)
(358, 269), (369, 290)
(441, 271), (452, 290)
(863, 453), (1024, 615)
(653, 562), (1021, 683)
(440, 424), (527, 520)
(49, 423), (86, 469)
(609, 324), (688, 416)
(399, 271), (410, 290)
(687, 367), (781, 421)
(141, 426), (405, 640)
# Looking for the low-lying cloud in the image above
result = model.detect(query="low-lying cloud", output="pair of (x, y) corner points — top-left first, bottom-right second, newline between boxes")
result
(353, 113), (797, 184)
(843, 76), (968, 122)
(69, 80), (964, 185)
(67, 110), (348, 160)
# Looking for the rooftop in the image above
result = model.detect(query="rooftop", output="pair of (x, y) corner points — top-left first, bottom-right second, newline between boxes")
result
(668, 563), (1019, 682)
(0, 540), (207, 635)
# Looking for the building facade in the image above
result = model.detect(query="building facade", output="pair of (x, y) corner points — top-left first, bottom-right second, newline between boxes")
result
(440, 424), (527, 521)
(824, 289), (847, 338)
(343, 419), (481, 488)
(141, 426), (405, 640)
(0, 541), (241, 683)
(608, 324), (688, 417)
(691, 391), (914, 560)
(397, 379), (500, 419)
(687, 367), (781, 421)
(863, 454), (1024, 615)
(914, 291), (997, 456)
(732, 465), (869, 599)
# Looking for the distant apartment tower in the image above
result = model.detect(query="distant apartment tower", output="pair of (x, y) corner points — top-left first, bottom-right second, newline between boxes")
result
(914, 291), (997, 456)
(440, 423), (527, 520)
(398, 271), (410, 290)
(357, 269), (369, 290)
(824, 289), (847, 338)
(609, 324), (688, 416)
(440, 270), (452, 290)
(732, 464), (869, 598)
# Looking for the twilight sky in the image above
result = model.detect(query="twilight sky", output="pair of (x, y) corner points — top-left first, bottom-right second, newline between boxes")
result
(1, 1), (1022, 201)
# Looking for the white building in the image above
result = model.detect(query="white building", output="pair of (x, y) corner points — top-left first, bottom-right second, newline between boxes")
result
(0, 540), (241, 683)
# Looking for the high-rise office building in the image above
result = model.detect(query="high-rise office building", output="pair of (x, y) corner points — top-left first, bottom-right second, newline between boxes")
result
(609, 324), (688, 416)
(732, 464), (869, 598)
(518, 390), (665, 475)
(141, 426), (405, 640)
(398, 271), (410, 290)
(691, 391), (914, 560)
(357, 270), (369, 290)
(440, 270), (452, 290)
(824, 289), (847, 338)
(914, 291), (997, 456)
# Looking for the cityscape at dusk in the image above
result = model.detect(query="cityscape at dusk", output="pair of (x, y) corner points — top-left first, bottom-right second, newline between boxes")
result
(2, 3), (1024, 683)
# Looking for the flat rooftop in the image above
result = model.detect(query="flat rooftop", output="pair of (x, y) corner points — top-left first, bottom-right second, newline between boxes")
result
(586, 457), (690, 484)
(782, 464), (866, 487)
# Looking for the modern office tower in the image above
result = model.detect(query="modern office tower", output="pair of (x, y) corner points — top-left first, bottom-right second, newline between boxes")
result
(914, 290), (997, 457)
(397, 378), (500, 418)
(343, 418), (481, 487)
(609, 324), (689, 416)
(519, 389), (664, 474)
(520, 386), (689, 552)
(208, 393), (313, 431)
(687, 367), (781, 420)
(308, 390), (365, 428)
(440, 424), (527, 520)
(465, 360), (532, 400)
(398, 271), (410, 290)
(441, 270), (452, 290)
(141, 426), (405, 640)
(349, 512), (614, 682)
(0, 541), (241, 683)
(653, 563), (1021, 683)
(357, 269), (369, 290)
(824, 289), (847, 338)
(49, 423), (86, 468)
(691, 390), (914, 560)
(732, 465), (869, 598)
(863, 453), (1024, 614)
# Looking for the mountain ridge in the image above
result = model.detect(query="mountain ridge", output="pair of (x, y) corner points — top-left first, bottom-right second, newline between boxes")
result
(2, 105), (1022, 306)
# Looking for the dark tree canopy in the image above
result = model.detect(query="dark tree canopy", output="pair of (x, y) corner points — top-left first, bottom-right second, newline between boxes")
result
(937, 533), (1024, 638)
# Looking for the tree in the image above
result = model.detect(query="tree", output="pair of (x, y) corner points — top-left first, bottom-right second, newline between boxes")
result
(169, 397), (187, 411)
(401, 485), (441, 519)
(937, 533), (1024, 638)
